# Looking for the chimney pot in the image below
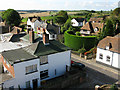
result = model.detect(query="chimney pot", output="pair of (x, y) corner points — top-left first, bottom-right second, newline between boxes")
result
(29, 30), (34, 43)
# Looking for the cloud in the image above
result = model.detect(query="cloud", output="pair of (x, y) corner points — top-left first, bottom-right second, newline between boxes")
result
(0, 0), (119, 10)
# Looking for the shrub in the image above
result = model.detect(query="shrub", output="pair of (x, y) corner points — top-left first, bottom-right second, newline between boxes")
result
(64, 30), (97, 51)
(76, 31), (81, 36)
(78, 47), (86, 54)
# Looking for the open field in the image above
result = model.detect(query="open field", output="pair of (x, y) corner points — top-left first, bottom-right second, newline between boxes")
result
(20, 12), (50, 18)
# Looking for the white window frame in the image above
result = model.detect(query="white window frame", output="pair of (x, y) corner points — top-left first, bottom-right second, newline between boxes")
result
(99, 53), (103, 59)
(106, 56), (110, 62)
(26, 81), (31, 88)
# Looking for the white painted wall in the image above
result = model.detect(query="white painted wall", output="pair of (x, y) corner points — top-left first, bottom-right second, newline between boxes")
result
(3, 50), (71, 88)
(96, 47), (120, 69)
(71, 19), (79, 27)
(112, 53), (120, 69)
(71, 19), (83, 27)
(27, 19), (41, 31)
(40, 50), (71, 81)
(3, 58), (40, 88)
(46, 30), (57, 40)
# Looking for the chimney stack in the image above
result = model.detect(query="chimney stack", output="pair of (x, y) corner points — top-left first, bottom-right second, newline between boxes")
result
(29, 29), (34, 43)
(50, 19), (53, 25)
(43, 29), (49, 45)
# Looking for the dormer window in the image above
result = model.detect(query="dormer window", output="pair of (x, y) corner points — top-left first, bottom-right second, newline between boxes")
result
(106, 43), (112, 50)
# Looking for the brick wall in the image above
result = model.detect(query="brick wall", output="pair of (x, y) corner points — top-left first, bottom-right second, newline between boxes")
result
(1, 55), (15, 77)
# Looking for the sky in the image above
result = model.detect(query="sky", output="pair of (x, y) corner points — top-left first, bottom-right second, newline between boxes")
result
(0, 0), (120, 11)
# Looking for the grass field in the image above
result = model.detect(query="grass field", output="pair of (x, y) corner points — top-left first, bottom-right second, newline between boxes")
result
(20, 12), (50, 18)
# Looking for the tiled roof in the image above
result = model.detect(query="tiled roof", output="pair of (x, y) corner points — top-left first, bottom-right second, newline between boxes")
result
(97, 35), (120, 53)
(81, 22), (104, 32)
(89, 18), (103, 22)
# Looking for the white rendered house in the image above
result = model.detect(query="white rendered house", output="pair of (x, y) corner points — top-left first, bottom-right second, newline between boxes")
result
(27, 17), (41, 31)
(0, 31), (71, 89)
(71, 18), (86, 27)
(96, 35), (120, 69)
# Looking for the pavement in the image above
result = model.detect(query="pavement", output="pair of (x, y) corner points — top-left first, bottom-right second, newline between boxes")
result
(71, 53), (120, 81)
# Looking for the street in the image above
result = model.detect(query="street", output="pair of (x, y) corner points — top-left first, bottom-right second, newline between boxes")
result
(70, 56), (119, 88)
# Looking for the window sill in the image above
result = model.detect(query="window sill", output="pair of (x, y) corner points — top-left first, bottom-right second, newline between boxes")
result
(40, 76), (49, 80)
(40, 63), (48, 65)
(25, 70), (38, 75)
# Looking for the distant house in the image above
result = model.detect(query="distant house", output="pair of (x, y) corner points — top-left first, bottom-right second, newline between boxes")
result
(96, 34), (120, 69)
(0, 30), (71, 89)
(37, 20), (60, 40)
(27, 17), (41, 31)
(0, 21), (9, 34)
(71, 18), (86, 27)
(80, 17), (104, 36)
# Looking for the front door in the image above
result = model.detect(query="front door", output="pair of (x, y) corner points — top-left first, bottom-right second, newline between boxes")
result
(32, 79), (38, 89)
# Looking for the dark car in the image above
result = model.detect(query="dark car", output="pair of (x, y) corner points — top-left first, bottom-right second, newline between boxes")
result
(71, 61), (85, 69)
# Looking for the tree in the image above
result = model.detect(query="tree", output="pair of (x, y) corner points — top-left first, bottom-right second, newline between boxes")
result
(53, 10), (68, 25)
(112, 8), (120, 16)
(85, 13), (92, 21)
(2, 9), (21, 26)
(103, 19), (114, 37)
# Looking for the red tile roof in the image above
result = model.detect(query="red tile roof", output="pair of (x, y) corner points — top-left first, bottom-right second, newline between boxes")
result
(97, 35), (120, 53)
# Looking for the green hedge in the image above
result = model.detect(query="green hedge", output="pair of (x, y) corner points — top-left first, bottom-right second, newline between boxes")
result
(64, 30), (97, 51)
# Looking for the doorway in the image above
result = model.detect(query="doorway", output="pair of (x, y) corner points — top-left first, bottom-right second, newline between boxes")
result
(32, 79), (38, 89)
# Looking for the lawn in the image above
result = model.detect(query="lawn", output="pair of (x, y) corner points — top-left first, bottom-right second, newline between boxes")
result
(21, 18), (28, 23)
(41, 16), (54, 20)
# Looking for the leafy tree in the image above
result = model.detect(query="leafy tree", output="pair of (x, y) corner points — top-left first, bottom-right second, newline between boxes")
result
(85, 13), (92, 21)
(53, 10), (68, 25)
(112, 8), (120, 16)
(102, 19), (114, 37)
(64, 18), (71, 30)
(2, 9), (21, 26)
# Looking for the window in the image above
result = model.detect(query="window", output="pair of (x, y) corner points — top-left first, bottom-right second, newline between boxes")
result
(26, 81), (31, 88)
(106, 56), (110, 62)
(40, 56), (48, 65)
(99, 54), (103, 59)
(40, 70), (49, 80)
(9, 86), (14, 90)
(52, 35), (55, 38)
(26, 64), (37, 74)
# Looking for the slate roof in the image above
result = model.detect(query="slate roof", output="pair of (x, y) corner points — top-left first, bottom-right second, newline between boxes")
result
(2, 48), (36, 64)
(97, 35), (120, 53)
(24, 40), (71, 56)
(28, 17), (41, 22)
(21, 33), (42, 42)
(74, 18), (85, 22)
(46, 24), (60, 34)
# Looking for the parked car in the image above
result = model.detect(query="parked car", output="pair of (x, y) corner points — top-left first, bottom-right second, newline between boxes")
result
(71, 60), (85, 69)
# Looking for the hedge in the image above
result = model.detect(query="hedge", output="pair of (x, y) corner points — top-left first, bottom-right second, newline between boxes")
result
(64, 30), (97, 51)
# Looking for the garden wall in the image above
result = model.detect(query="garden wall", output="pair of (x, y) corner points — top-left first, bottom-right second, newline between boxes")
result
(64, 30), (97, 51)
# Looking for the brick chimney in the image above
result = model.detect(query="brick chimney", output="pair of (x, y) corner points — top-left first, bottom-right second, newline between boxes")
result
(43, 29), (49, 45)
(29, 30), (34, 43)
